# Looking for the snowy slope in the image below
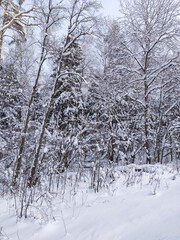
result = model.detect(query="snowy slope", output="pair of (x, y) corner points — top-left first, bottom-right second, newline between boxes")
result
(0, 165), (180, 240)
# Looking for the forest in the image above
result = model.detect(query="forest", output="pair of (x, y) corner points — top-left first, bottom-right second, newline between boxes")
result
(0, 0), (180, 225)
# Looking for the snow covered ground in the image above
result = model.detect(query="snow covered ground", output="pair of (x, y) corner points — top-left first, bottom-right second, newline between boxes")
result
(0, 164), (180, 240)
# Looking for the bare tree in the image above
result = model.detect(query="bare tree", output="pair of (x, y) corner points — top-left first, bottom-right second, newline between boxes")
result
(119, 0), (180, 163)
(12, 0), (64, 187)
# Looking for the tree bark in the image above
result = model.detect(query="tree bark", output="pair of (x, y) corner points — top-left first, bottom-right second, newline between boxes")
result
(12, 2), (52, 187)
(0, 3), (8, 59)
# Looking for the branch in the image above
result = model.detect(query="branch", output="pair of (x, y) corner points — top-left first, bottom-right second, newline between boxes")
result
(0, 8), (34, 34)
(164, 101), (179, 116)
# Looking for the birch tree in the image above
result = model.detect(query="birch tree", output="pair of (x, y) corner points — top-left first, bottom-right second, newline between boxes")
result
(120, 0), (180, 163)
(12, 0), (64, 187)
(0, 0), (33, 59)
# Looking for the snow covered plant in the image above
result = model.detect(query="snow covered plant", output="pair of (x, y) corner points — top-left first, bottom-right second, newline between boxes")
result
(0, 227), (9, 240)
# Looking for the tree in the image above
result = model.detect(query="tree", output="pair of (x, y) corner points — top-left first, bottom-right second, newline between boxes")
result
(119, 0), (180, 163)
(0, 0), (33, 59)
(27, 0), (100, 188)
(0, 61), (25, 190)
(12, 0), (64, 187)
(46, 38), (85, 173)
(86, 18), (139, 165)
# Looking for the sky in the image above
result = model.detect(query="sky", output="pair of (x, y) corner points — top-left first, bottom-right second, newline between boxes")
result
(101, 0), (120, 17)
(20, 0), (120, 18)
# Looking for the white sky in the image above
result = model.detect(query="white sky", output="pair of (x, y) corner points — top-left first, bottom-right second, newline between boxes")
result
(19, 0), (120, 20)
(100, 0), (120, 17)
(21, 0), (120, 17)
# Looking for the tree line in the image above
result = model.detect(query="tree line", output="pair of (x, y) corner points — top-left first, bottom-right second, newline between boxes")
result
(0, 0), (180, 216)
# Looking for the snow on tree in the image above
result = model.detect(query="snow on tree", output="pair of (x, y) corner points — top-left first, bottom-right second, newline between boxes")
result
(119, 0), (180, 163)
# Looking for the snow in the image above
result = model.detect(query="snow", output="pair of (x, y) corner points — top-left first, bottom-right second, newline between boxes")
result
(0, 165), (180, 240)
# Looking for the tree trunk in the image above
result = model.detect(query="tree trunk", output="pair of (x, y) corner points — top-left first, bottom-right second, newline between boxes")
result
(12, 5), (52, 187)
(144, 89), (151, 164)
(0, 3), (8, 59)
(144, 53), (151, 164)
